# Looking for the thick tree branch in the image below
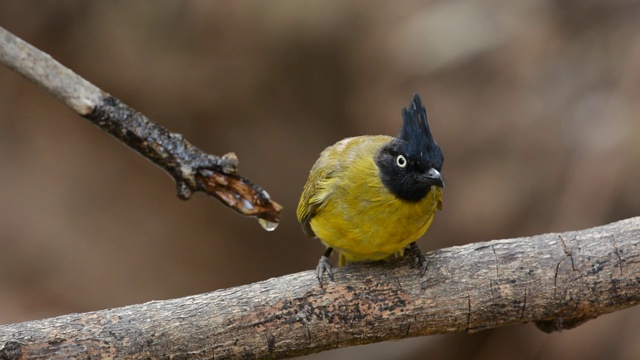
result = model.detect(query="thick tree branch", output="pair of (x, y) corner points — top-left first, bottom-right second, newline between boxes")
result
(1, 217), (639, 359)
(0, 25), (282, 224)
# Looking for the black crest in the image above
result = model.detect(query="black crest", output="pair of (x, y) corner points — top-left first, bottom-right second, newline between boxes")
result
(375, 93), (444, 201)
(399, 93), (438, 164)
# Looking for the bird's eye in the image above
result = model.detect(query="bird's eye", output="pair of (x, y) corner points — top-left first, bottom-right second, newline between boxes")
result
(396, 155), (407, 168)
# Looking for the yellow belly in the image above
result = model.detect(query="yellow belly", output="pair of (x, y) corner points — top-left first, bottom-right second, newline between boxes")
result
(310, 179), (441, 263)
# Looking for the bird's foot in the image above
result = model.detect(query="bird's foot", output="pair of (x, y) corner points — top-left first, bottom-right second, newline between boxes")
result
(407, 242), (428, 276)
(316, 247), (334, 286)
(316, 255), (334, 286)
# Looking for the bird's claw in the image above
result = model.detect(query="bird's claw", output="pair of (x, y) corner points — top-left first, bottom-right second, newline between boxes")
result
(408, 242), (428, 276)
(316, 255), (334, 286)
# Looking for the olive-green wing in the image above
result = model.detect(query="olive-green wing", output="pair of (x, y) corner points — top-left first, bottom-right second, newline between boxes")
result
(296, 143), (345, 237)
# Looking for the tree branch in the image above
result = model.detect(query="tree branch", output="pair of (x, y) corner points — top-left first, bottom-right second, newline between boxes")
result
(1, 217), (639, 359)
(0, 25), (282, 225)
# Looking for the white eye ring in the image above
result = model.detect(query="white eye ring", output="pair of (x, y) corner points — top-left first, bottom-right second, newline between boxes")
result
(396, 155), (407, 168)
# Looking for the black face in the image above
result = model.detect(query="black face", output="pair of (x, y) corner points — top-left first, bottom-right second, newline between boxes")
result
(375, 93), (444, 202)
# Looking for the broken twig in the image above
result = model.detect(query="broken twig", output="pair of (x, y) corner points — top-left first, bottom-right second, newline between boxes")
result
(0, 25), (282, 225)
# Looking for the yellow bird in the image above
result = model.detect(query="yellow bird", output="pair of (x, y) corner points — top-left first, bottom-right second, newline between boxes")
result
(297, 93), (444, 284)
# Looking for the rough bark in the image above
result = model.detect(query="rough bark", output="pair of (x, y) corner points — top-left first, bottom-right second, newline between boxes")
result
(0, 25), (282, 224)
(1, 217), (639, 359)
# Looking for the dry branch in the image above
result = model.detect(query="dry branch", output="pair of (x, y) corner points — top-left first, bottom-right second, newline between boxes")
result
(1, 217), (639, 359)
(0, 25), (282, 224)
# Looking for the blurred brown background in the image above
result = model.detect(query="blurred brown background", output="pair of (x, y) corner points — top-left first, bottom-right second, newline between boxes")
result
(1, 1), (639, 359)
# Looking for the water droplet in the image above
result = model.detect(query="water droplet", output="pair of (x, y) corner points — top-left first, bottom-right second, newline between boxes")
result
(258, 218), (278, 231)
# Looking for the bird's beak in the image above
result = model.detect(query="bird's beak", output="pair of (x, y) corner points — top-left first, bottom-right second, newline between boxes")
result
(426, 168), (445, 188)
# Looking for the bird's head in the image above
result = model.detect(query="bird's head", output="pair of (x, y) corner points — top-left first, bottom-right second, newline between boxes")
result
(376, 93), (444, 202)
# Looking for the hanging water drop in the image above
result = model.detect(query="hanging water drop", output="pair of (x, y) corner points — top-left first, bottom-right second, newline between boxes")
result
(258, 218), (278, 231)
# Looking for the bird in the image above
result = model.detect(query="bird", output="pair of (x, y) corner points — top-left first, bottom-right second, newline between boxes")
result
(296, 93), (445, 285)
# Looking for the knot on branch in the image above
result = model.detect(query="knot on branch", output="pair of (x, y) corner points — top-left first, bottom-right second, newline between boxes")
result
(0, 341), (22, 360)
